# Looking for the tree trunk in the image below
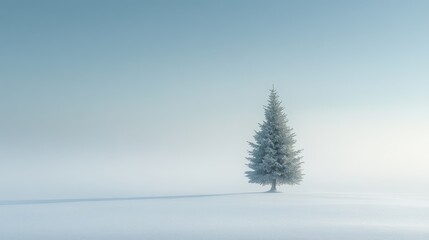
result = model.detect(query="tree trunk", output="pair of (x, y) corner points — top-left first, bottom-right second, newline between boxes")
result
(268, 179), (277, 192)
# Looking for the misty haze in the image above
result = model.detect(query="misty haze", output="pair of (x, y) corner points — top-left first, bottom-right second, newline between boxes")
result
(1, 1), (429, 239)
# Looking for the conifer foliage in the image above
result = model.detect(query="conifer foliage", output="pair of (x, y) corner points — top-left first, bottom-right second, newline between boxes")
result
(246, 88), (303, 192)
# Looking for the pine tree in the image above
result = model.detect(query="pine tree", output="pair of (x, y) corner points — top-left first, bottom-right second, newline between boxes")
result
(246, 88), (303, 192)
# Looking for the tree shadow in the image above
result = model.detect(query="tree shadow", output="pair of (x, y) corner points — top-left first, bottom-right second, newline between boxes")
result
(0, 192), (262, 206)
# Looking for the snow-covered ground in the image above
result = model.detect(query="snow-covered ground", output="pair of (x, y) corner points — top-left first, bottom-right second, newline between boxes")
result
(1, 192), (428, 240)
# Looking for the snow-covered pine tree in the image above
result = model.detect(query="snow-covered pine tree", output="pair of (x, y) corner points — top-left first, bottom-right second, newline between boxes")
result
(246, 88), (303, 192)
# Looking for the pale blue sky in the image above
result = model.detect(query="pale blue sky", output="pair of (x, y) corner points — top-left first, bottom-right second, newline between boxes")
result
(1, 1), (429, 198)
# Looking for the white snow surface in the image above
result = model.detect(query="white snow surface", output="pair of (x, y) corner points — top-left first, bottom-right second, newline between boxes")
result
(1, 192), (428, 240)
